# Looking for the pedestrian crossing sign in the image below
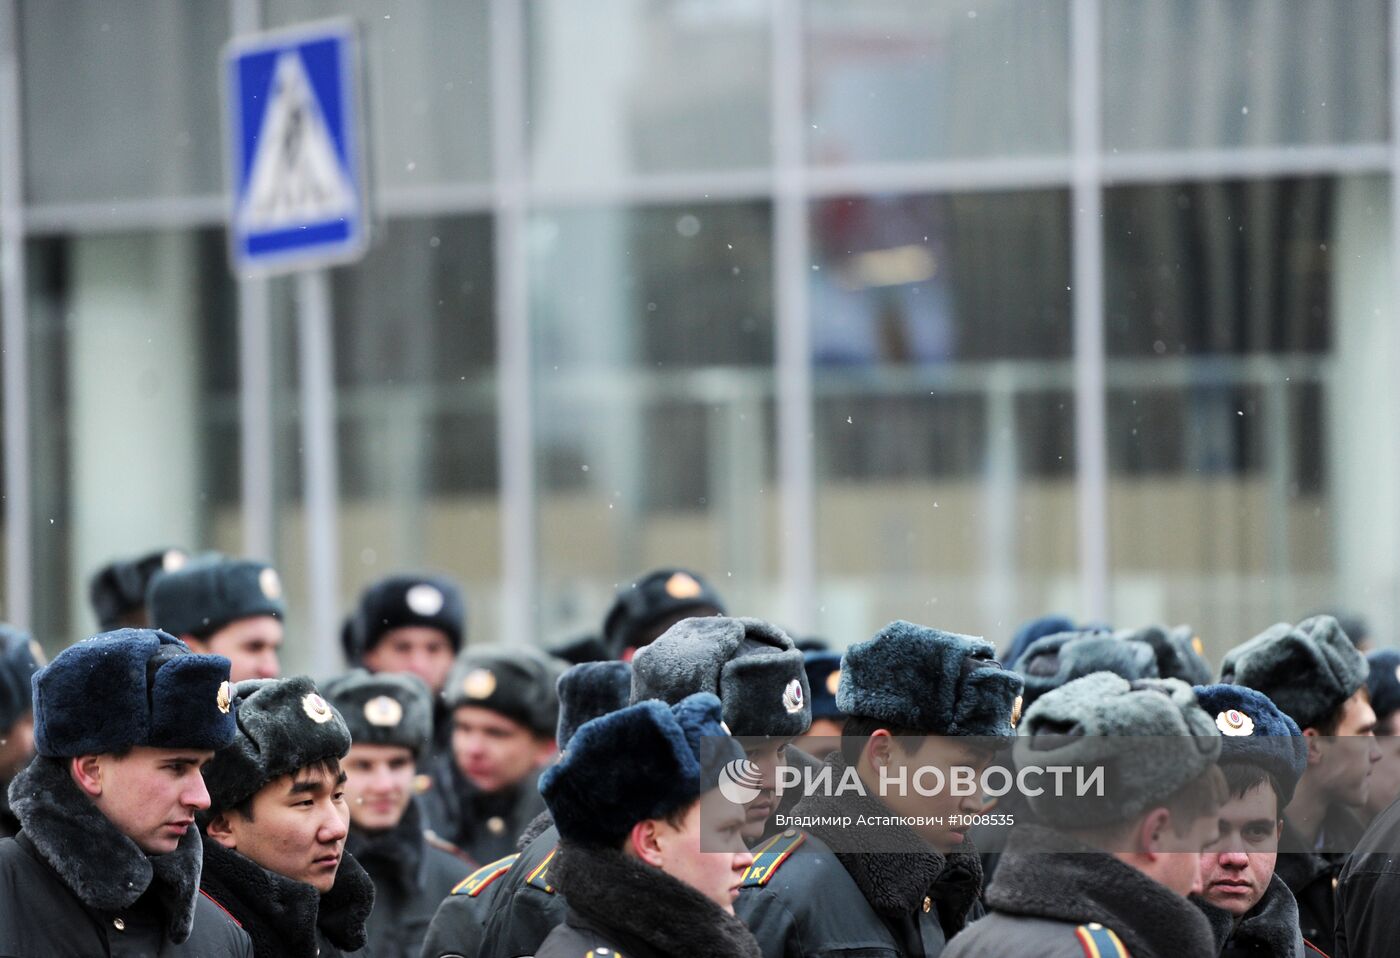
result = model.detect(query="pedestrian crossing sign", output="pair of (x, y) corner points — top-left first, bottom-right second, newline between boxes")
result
(224, 21), (369, 276)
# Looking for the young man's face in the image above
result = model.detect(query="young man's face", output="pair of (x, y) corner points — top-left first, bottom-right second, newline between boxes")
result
(84, 746), (214, 855)
(1198, 780), (1281, 916)
(361, 626), (455, 694)
(0, 712), (35, 779)
(343, 743), (416, 832)
(451, 705), (553, 794)
(1310, 688), (1379, 807)
(187, 615), (283, 683)
(653, 790), (754, 914)
(870, 735), (992, 853)
(737, 738), (793, 843)
(1365, 722), (1400, 820)
(211, 762), (349, 893)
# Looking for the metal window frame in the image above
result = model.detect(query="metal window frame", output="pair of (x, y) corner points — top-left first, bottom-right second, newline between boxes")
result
(0, 0), (1395, 643)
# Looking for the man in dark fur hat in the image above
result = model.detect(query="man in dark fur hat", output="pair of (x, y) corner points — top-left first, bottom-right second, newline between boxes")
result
(0, 628), (252, 956)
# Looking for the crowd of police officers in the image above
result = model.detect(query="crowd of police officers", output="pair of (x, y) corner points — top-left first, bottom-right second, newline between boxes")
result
(1, 549), (1399, 956)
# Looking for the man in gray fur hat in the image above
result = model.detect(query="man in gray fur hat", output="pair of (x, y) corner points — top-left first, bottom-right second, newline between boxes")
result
(323, 670), (468, 958)
(1220, 615), (1379, 955)
(944, 673), (1228, 958)
(737, 620), (1023, 957)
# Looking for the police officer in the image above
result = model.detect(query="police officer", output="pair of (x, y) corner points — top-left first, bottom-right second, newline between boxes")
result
(342, 574), (464, 698)
(1359, 647), (1400, 826)
(792, 650), (843, 758)
(737, 620), (1022, 957)
(199, 676), (375, 958)
(323, 670), (468, 958)
(0, 628), (252, 956)
(1012, 627), (1156, 711)
(1220, 615), (1379, 954)
(1120, 623), (1214, 685)
(534, 693), (760, 958)
(601, 567), (726, 661)
(421, 660), (632, 958)
(1190, 684), (1320, 957)
(88, 547), (188, 631)
(944, 673), (1227, 958)
(148, 555), (285, 682)
(420, 644), (563, 863)
(0, 626), (44, 838)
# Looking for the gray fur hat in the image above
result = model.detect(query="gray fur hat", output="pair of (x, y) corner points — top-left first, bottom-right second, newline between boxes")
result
(322, 669), (434, 755)
(839, 620), (1024, 736)
(443, 644), (565, 737)
(147, 556), (285, 640)
(630, 616), (810, 738)
(1013, 629), (1155, 708)
(1220, 615), (1367, 730)
(1120, 625), (1213, 686)
(1014, 673), (1222, 827)
(202, 676), (351, 815)
(556, 660), (632, 749)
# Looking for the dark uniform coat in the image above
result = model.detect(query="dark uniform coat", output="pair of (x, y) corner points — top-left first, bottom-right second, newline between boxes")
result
(418, 754), (546, 866)
(0, 758), (252, 957)
(347, 800), (468, 958)
(942, 824), (1219, 958)
(1277, 808), (1364, 958)
(0, 777), (18, 839)
(198, 834), (375, 958)
(533, 841), (761, 958)
(1196, 873), (1323, 958)
(1335, 793), (1400, 958)
(735, 766), (984, 958)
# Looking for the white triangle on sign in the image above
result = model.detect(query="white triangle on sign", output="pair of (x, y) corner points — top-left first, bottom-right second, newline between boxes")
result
(238, 50), (356, 232)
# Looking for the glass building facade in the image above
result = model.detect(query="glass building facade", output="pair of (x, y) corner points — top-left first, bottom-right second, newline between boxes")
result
(1, 0), (1397, 672)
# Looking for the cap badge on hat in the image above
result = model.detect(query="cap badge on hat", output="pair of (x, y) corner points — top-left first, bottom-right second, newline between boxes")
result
(405, 583), (445, 617)
(665, 572), (703, 600)
(302, 692), (334, 724)
(259, 567), (283, 600)
(413, 774), (433, 794)
(719, 720), (732, 736)
(364, 695), (404, 727)
(1191, 635), (1205, 656)
(27, 639), (47, 667)
(825, 670), (841, 696)
(463, 668), (497, 700)
(162, 549), (188, 573)
(216, 681), (232, 715)
(1216, 709), (1255, 737)
(1010, 694), (1024, 729)
(782, 679), (805, 715)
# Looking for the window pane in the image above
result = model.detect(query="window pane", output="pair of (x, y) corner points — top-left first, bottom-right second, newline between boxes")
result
(1102, 0), (1389, 152)
(811, 190), (1077, 646)
(20, 0), (229, 203)
(1105, 174), (1393, 657)
(528, 0), (771, 186)
(804, 0), (1071, 165)
(531, 202), (777, 640)
(266, 0), (492, 187)
(25, 229), (242, 646)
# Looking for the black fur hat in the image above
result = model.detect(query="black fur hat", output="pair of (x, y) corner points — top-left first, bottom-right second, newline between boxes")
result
(322, 669), (434, 755)
(147, 556), (284, 640)
(601, 568), (726, 657)
(342, 574), (465, 664)
(1193, 683), (1307, 807)
(1220, 615), (1368, 731)
(556, 661), (633, 749)
(540, 692), (744, 847)
(840, 620), (1024, 736)
(88, 548), (189, 631)
(630, 616), (810, 738)
(443, 645), (565, 736)
(202, 676), (351, 814)
(1367, 648), (1400, 724)
(32, 629), (235, 758)
(803, 651), (843, 721)
(0, 625), (43, 731)
(1120, 624), (1212, 686)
